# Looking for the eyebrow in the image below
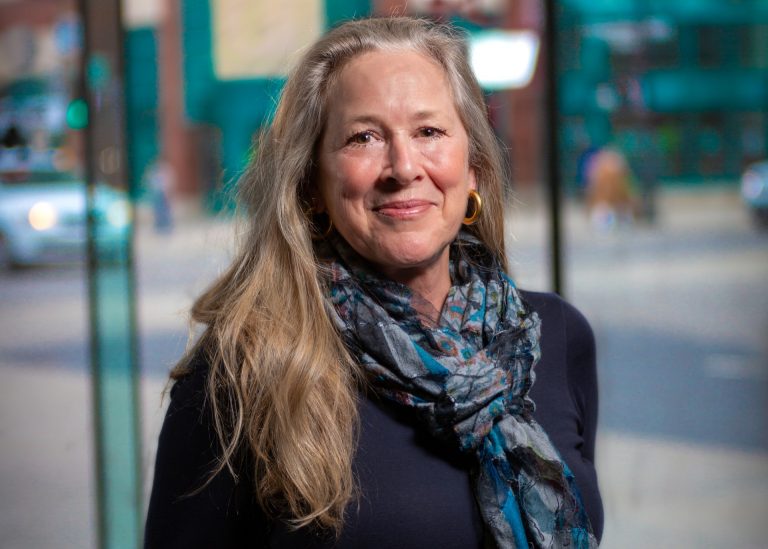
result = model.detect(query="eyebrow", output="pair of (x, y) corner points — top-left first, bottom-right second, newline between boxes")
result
(344, 109), (445, 126)
(411, 109), (444, 121)
(344, 115), (382, 126)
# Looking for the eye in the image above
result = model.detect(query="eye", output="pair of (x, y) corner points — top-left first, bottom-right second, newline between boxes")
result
(418, 126), (446, 139)
(346, 131), (376, 146)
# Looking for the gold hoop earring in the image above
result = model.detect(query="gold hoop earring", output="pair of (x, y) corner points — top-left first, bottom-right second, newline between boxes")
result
(463, 190), (483, 225)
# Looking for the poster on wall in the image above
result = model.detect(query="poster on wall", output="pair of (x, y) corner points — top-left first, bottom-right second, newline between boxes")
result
(212, 0), (323, 78)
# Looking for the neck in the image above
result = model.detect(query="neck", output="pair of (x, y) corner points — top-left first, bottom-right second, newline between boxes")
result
(378, 254), (452, 314)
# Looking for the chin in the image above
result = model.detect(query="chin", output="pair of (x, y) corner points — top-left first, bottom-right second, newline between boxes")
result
(373, 236), (452, 273)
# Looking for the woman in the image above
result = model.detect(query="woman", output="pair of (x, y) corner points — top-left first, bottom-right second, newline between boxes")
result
(146, 17), (603, 548)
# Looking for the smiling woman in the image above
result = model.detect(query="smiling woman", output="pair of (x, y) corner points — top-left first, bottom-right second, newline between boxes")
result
(145, 16), (602, 549)
(317, 49), (476, 307)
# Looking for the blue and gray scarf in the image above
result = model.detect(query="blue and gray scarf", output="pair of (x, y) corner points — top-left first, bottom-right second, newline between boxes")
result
(323, 234), (596, 548)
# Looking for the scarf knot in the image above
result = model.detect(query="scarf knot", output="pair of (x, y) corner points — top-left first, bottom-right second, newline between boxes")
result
(321, 233), (596, 549)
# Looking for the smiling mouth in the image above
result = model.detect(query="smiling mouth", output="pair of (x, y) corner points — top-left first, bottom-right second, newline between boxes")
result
(372, 200), (433, 219)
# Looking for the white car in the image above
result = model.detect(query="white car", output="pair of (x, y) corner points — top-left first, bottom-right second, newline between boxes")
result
(741, 160), (768, 229)
(0, 169), (130, 268)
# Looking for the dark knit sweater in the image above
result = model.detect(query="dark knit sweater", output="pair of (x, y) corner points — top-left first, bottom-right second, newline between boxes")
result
(145, 291), (603, 548)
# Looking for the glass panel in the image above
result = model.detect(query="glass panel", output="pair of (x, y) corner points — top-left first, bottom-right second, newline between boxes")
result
(557, 4), (768, 547)
(0, 1), (96, 548)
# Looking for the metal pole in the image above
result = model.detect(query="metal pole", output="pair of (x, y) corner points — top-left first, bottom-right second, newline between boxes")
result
(543, 0), (564, 295)
(78, 0), (143, 546)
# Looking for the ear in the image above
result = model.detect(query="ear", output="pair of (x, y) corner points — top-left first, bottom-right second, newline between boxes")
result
(468, 168), (478, 191)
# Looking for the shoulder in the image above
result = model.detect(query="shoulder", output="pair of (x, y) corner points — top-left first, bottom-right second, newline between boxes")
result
(518, 290), (591, 330)
(146, 349), (265, 548)
(168, 351), (210, 407)
(518, 290), (594, 351)
(519, 289), (597, 417)
(152, 350), (217, 469)
(520, 290), (603, 539)
(151, 353), (211, 440)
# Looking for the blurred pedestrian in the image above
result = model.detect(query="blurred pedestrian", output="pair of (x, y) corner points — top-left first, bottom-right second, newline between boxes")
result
(145, 17), (602, 548)
(576, 145), (600, 195)
(585, 147), (637, 231)
(144, 159), (173, 233)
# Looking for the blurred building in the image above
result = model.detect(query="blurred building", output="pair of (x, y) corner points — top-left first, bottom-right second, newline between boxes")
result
(3, 0), (766, 205)
(156, 0), (768, 208)
(557, 1), (768, 189)
(0, 0), (81, 171)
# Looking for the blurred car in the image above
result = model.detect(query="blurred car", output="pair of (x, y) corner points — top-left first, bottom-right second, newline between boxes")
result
(0, 168), (130, 268)
(741, 160), (768, 229)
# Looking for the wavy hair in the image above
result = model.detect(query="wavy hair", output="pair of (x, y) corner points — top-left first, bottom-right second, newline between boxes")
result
(177, 16), (510, 533)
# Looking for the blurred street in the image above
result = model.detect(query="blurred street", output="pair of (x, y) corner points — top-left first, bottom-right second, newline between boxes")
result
(1, 187), (767, 548)
(511, 188), (768, 452)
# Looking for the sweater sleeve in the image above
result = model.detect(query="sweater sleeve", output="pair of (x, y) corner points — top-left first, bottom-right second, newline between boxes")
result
(144, 360), (267, 548)
(522, 290), (604, 542)
(563, 299), (599, 466)
(561, 298), (603, 540)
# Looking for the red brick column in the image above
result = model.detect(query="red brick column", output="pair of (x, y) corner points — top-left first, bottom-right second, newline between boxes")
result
(158, 0), (200, 196)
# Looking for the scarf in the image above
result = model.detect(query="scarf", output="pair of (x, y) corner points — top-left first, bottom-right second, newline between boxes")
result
(322, 234), (597, 548)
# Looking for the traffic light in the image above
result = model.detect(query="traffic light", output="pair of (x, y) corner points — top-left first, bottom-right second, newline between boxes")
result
(66, 98), (88, 129)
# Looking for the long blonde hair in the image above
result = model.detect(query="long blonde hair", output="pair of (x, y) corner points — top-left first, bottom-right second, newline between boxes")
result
(178, 16), (510, 532)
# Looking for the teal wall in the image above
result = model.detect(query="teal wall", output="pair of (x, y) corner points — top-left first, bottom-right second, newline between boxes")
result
(325, 0), (372, 25)
(557, 3), (768, 183)
(560, 0), (768, 23)
(181, 0), (215, 123)
(124, 27), (159, 199)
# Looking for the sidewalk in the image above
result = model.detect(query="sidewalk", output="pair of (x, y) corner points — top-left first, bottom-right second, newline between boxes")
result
(597, 433), (768, 548)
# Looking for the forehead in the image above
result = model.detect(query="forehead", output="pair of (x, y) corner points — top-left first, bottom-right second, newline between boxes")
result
(325, 49), (457, 116)
(339, 48), (447, 80)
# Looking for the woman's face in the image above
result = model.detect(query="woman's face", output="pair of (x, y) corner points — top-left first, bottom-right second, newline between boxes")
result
(317, 49), (476, 285)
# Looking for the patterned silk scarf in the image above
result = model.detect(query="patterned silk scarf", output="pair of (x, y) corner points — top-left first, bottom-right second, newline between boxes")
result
(322, 234), (597, 549)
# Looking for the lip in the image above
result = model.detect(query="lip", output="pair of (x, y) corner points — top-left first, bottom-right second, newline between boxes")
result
(372, 199), (434, 219)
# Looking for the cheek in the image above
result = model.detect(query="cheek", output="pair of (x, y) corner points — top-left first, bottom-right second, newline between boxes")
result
(434, 150), (473, 219)
(325, 157), (379, 202)
(423, 134), (470, 170)
(428, 146), (472, 191)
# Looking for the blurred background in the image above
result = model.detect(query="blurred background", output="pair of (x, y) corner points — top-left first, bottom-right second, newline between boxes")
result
(0, 0), (766, 547)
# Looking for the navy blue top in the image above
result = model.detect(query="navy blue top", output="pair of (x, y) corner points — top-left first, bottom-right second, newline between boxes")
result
(145, 291), (603, 547)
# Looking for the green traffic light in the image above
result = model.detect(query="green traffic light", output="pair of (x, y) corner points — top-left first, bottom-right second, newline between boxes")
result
(66, 98), (89, 129)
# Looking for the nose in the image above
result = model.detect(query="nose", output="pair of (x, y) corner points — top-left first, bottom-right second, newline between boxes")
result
(384, 134), (420, 186)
